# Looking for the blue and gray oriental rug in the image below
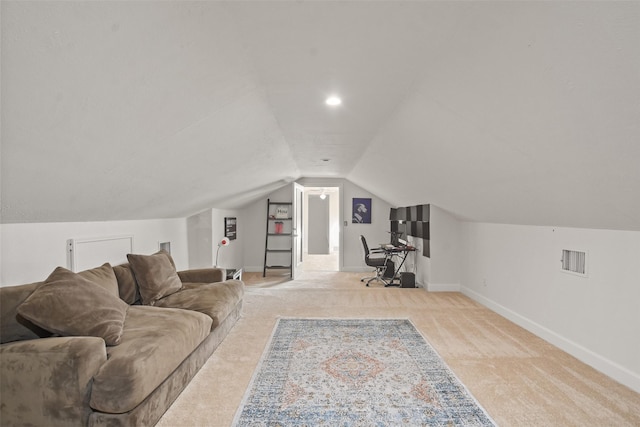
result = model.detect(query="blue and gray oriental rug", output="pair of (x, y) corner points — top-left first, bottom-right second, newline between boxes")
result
(232, 318), (496, 426)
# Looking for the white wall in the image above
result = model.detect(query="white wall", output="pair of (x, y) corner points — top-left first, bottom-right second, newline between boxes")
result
(211, 208), (244, 270)
(336, 179), (393, 272)
(187, 210), (213, 269)
(239, 178), (394, 272)
(411, 239), (430, 288)
(187, 208), (244, 270)
(395, 205), (461, 289)
(1, 219), (188, 286)
(461, 222), (640, 393)
(427, 205), (462, 291)
(241, 185), (292, 272)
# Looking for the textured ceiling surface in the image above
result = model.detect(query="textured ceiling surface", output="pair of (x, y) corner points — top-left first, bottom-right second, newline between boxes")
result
(2, 1), (639, 230)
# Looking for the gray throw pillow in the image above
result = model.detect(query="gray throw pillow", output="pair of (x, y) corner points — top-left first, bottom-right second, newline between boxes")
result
(127, 251), (182, 305)
(113, 263), (141, 305)
(17, 267), (129, 346)
(77, 262), (119, 297)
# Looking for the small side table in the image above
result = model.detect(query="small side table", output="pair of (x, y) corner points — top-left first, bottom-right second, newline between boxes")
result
(225, 268), (243, 281)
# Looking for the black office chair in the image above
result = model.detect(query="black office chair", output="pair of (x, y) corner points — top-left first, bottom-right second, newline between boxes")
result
(359, 235), (392, 286)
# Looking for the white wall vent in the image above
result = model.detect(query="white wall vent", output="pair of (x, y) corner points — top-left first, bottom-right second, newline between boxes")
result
(159, 241), (171, 254)
(561, 249), (588, 277)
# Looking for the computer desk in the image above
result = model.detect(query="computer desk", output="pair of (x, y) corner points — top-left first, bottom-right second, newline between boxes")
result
(379, 244), (416, 287)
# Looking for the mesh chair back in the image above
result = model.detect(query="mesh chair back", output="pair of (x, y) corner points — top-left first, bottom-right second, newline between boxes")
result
(360, 235), (371, 257)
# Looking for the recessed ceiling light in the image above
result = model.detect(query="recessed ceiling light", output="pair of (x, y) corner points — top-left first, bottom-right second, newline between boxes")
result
(325, 96), (342, 106)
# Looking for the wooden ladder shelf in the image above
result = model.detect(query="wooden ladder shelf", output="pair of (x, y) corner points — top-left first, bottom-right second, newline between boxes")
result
(263, 199), (293, 277)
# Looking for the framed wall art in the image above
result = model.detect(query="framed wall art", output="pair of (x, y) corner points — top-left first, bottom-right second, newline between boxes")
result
(224, 217), (237, 240)
(352, 198), (372, 224)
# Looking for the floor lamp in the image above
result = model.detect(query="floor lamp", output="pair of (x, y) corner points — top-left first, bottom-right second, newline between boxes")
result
(215, 237), (230, 267)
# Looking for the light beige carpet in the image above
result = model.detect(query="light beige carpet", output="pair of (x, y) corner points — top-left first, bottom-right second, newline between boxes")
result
(157, 272), (640, 426)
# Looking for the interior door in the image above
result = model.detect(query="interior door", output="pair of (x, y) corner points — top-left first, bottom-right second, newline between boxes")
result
(292, 182), (304, 279)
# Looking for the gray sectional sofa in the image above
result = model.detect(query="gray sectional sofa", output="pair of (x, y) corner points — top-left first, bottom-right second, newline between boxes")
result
(0, 250), (244, 426)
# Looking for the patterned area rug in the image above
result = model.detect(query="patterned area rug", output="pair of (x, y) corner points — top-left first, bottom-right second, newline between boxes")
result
(232, 318), (496, 426)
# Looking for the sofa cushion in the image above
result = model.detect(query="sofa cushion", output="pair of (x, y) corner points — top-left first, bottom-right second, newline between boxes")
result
(112, 264), (140, 305)
(127, 251), (182, 306)
(177, 267), (225, 284)
(16, 267), (129, 346)
(0, 282), (53, 344)
(90, 306), (212, 414)
(156, 280), (244, 329)
(77, 262), (119, 297)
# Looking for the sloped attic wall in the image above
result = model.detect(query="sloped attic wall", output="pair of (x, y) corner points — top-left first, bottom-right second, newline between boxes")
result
(1, 1), (299, 224)
(348, 2), (640, 232)
(3, 2), (638, 230)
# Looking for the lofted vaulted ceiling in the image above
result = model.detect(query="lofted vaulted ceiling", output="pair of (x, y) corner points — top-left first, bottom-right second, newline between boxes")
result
(2, 1), (639, 230)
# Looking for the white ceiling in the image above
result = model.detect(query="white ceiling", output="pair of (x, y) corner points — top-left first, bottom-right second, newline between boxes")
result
(2, 1), (639, 230)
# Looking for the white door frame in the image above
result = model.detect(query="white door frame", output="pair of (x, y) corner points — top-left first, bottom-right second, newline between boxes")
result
(297, 180), (343, 272)
(291, 182), (304, 279)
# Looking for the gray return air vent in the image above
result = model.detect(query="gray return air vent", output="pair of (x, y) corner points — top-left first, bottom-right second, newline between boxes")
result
(561, 249), (588, 277)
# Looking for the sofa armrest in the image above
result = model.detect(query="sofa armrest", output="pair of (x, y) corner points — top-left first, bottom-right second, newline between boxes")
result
(0, 336), (107, 427)
(177, 268), (225, 284)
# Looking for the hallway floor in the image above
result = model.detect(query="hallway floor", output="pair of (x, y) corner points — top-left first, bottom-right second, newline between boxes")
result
(300, 251), (339, 271)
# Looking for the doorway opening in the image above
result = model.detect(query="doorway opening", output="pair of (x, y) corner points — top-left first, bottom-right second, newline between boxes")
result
(302, 187), (340, 272)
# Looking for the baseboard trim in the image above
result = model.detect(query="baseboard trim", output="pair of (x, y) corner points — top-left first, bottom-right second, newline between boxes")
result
(461, 286), (640, 394)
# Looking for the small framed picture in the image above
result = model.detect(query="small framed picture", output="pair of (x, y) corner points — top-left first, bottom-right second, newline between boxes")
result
(225, 217), (237, 240)
(352, 198), (372, 224)
(275, 205), (290, 219)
